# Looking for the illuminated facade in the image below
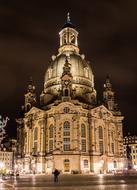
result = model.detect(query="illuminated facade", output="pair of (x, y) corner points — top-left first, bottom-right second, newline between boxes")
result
(0, 149), (13, 173)
(123, 135), (137, 170)
(0, 115), (9, 144)
(16, 14), (124, 174)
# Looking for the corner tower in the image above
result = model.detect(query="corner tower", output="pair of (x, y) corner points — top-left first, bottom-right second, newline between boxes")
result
(103, 76), (121, 115)
(24, 77), (37, 112)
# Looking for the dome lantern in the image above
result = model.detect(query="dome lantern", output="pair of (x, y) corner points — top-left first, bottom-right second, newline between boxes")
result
(59, 13), (79, 54)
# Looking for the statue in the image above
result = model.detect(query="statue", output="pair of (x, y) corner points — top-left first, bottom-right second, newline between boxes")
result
(0, 115), (9, 134)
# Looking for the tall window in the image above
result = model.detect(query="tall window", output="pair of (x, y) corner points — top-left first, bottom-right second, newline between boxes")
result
(33, 127), (38, 153)
(112, 143), (114, 154)
(34, 127), (38, 141)
(83, 160), (88, 168)
(98, 126), (104, 154)
(81, 124), (86, 138)
(49, 140), (53, 152)
(49, 125), (54, 138)
(111, 132), (114, 141)
(49, 124), (54, 152)
(99, 141), (103, 154)
(34, 142), (37, 152)
(99, 126), (103, 139)
(81, 124), (86, 152)
(81, 139), (86, 152)
(24, 132), (27, 153)
(64, 121), (70, 136)
(63, 121), (70, 151)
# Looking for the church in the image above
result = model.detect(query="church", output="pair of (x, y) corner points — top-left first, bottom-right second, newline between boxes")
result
(16, 14), (124, 174)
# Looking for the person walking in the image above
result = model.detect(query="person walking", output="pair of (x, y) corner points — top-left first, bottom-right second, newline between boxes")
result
(53, 169), (60, 182)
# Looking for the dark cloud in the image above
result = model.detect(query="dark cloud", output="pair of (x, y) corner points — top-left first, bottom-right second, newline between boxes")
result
(0, 0), (137, 137)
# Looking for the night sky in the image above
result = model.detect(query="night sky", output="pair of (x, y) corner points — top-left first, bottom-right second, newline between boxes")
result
(0, 0), (137, 138)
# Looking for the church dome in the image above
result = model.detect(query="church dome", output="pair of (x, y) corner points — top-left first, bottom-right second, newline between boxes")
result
(45, 53), (93, 83)
(41, 14), (96, 106)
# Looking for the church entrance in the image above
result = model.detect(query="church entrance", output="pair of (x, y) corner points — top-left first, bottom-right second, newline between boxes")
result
(64, 159), (70, 172)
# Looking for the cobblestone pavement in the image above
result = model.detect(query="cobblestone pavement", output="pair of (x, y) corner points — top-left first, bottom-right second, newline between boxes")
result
(0, 174), (137, 190)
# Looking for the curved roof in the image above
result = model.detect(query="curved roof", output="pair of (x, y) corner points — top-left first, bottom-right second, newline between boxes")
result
(45, 53), (93, 83)
(41, 52), (96, 105)
(62, 21), (75, 29)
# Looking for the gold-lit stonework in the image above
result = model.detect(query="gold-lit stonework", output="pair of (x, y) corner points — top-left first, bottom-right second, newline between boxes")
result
(16, 14), (124, 174)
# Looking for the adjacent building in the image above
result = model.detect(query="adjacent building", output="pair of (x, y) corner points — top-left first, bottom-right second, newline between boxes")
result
(16, 14), (124, 174)
(0, 148), (13, 173)
(123, 135), (137, 170)
(0, 138), (17, 174)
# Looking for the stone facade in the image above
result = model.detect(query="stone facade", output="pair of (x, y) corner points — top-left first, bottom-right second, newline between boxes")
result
(123, 135), (137, 170)
(0, 149), (13, 172)
(16, 14), (124, 174)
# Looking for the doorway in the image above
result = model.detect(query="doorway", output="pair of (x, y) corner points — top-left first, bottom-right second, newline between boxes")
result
(64, 159), (70, 172)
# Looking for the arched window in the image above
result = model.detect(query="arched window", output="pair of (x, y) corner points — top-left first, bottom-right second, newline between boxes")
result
(69, 32), (76, 44)
(81, 124), (86, 152)
(64, 121), (70, 131)
(62, 33), (67, 44)
(98, 126), (104, 154)
(49, 124), (54, 138)
(81, 124), (86, 138)
(63, 121), (70, 151)
(49, 124), (54, 152)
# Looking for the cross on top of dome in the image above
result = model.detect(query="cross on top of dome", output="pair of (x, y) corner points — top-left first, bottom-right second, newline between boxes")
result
(62, 12), (75, 29)
(67, 12), (71, 23)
